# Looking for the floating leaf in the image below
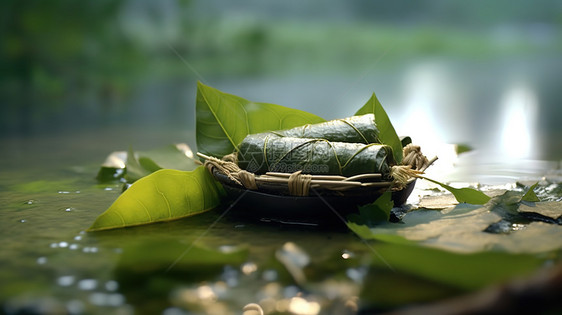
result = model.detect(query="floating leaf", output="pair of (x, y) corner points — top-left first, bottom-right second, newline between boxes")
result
(88, 166), (224, 231)
(420, 176), (491, 205)
(196, 81), (325, 158)
(348, 192), (394, 226)
(355, 92), (403, 163)
(125, 146), (153, 182)
(96, 144), (199, 183)
(521, 182), (540, 202)
(454, 143), (473, 155)
(348, 226), (546, 291)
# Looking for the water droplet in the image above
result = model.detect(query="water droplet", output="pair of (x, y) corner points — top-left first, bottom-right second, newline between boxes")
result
(288, 296), (321, 315)
(66, 300), (84, 314)
(241, 262), (258, 275)
(78, 279), (97, 291)
(283, 285), (300, 298)
(221, 266), (239, 287)
(89, 292), (125, 307)
(341, 250), (354, 260)
(57, 275), (75, 287)
(83, 247), (99, 253)
(346, 267), (368, 284)
(162, 307), (187, 315)
(218, 245), (238, 254)
(88, 293), (106, 306)
(262, 269), (278, 282)
(37, 257), (47, 265)
(105, 280), (119, 292)
(196, 285), (216, 301)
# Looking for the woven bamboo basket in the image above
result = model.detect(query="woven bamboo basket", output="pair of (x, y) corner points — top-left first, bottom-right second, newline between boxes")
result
(198, 144), (435, 225)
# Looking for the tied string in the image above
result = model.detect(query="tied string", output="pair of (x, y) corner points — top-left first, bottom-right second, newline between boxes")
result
(390, 144), (430, 190)
(288, 170), (312, 196)
(402, 144), (429, 171)
(197, 153), (321, 197)
(198, 143), (434, 196)
(201, 153), (258, 190)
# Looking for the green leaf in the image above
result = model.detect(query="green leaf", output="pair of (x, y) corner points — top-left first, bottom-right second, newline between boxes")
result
(347, 223), (545, 291)
(88, 166), (224, 231)
(125, 146), (152, 182)
(400, 136), (412, 148)
(348, 192), (394, 225)
(196, 81), (325, 158)
(355, 92), (403, 163)
(420, 176), (491, 205)
(521, 182), (540, 202)
(454, 143), (473, 155)
(96, 144), (199, 183)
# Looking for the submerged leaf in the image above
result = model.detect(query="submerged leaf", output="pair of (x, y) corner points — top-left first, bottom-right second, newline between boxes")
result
(196, 81), (325, 158)
(420, 176), (491, 205)
(355, 92), (403, 163)
(88, 166), (224, 231)
(348, 192), (394, 226)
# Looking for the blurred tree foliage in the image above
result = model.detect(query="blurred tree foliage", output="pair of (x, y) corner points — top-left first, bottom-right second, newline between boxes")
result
(1, 0), (559, 135)
(0, 0), (146, 133)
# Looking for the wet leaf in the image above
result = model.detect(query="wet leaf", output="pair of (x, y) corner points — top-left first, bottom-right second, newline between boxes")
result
(420, 176), (491, 205)
(348, 192), (562, 254)
(348, 192), (394, 226)
(88, 166), (224, 231)
(96, 144), (199, 183)
(522, 182), (540, 202)
(196, 81), (325, 158)
(348, 228), (546, 291)
(355, 92), (403, 163)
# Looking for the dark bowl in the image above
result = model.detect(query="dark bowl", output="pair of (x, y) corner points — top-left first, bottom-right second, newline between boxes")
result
(214, 170), (416, 227)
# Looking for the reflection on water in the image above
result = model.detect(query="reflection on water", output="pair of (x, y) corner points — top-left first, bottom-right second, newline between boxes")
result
(499, 83), (539, 160)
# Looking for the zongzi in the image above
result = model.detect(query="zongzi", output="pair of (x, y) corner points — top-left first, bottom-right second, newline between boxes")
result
(238, 134), (395, 177)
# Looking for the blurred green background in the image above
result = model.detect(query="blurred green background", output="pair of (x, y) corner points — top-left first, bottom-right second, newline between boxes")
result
(1, 0), (561, 159)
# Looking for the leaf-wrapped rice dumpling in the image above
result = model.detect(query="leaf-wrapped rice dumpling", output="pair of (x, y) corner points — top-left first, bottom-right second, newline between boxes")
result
(270, 114), (380, 144)
(237, 134), (395, 177)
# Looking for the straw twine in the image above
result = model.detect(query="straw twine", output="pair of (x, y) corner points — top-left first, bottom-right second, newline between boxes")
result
(199, 144), (430, 196)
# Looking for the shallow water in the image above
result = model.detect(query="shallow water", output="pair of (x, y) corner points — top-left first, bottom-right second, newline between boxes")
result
(1, 57), (562, 314)
(1, 124), (560, 314)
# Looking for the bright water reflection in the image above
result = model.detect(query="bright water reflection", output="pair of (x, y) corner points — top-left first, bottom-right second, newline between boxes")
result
(499, 82), (539, 160)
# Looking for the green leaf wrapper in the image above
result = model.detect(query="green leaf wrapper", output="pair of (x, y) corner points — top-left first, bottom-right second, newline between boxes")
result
(238, 134), (396, 177)
(271, 114), (380, 144)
